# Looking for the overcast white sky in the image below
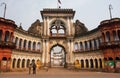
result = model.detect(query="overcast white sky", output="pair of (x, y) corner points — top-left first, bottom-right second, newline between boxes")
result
(0, 0), (120, 30)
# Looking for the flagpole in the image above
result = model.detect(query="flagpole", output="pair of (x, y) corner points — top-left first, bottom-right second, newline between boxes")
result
(109, 4), (112, 19)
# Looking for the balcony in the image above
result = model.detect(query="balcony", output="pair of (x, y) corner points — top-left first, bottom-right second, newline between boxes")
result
(0, 41), (15, 49)
(50, 33), (66, 39)
(100, 41), (120, 49)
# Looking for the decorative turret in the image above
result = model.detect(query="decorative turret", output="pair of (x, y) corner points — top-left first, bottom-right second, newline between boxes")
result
(0, 17), (17, 71)
(98, 18), (120, 72)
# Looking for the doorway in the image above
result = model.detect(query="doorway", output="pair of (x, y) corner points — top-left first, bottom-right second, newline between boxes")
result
(50, 45), (66, 67)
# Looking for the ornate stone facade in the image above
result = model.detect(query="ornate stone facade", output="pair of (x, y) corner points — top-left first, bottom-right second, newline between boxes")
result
(0, 8), (120, 72)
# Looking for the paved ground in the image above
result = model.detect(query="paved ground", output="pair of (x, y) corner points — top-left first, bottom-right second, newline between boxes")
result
(0, 68), (120, 78)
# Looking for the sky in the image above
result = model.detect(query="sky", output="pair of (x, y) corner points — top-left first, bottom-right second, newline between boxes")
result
(0, 0), (120, 30)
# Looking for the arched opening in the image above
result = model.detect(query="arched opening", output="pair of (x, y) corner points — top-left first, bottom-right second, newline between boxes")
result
(33, 42), (36, 50)
(17, 59), (21, 68)
(22, 59), (25, 68)
(94, 39), (97, 50)
(80, 42), (83, 51)
(84, 41), (88, 51)
(112, 30), (118, 41)
(99, 59), (102, 68)
(85, 59), (89, 68)
(15, 37), (18, 47)
(12, 58), (16, 68)
(89, 40), (92, 50)
(26, 59), (30, 68)
(74, 42), (78, 51)
(4, 31), (10, 42)
(23, 40), (27, 50)
(95, 59), (98, 68)
(37, 42), (41, 51)
(28, 41), (31, 50)
(50, 20), (66, 37)
(19, 39), (22, 49)
(106, 31), (111, 42)
(90, 59), (94, 68)
(50, 45), (66, 67)
(81, 60), (84, 68)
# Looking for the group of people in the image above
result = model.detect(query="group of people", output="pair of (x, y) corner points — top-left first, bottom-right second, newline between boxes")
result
(29, 61), (36, 74)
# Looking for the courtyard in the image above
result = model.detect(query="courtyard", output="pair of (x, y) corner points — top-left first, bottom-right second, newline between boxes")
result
(0, 68), (120, 78)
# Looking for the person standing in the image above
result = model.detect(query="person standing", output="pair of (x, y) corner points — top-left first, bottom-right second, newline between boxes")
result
(32, 62), (36, 74)
(28, 63), (32, 74)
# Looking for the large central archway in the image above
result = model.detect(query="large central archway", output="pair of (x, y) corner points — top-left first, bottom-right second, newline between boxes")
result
(50, 44), (66, 67)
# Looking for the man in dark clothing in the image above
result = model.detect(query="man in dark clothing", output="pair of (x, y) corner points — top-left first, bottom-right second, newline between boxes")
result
(32, 62), (36, 74)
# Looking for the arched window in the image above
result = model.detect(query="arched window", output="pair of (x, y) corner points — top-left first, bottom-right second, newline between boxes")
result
(28, 41), (31, 50)
(23, 40), (27, 49)
(5, 31), (10, 42)
(74, 42), (78, 51)
(84, 41), (88, 51)
(106, 31), (111, 42)
(112, 30), (118, 41)
(94, 39), (97, 50)
(19, 39), (22, 49)
(80, 42), (83, 51)
(33, 42), (36, 50)
(26, 59), (30, 68)
(15, 37), (18, 46)
(10, 32), (13, 41)
(89, 40), (92, 50)
(0, 30), (2, 41)
(50, 20), (66, 37)
(37, 42), (41, 51)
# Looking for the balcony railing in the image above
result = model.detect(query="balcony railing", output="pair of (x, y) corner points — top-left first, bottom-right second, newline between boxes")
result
(100, 41), (120, 49)
(0, 41), (15, 49)
(50, 33), (66, 38)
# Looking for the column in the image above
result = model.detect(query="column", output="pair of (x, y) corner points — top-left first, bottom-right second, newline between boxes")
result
(88, 59), (91, 69)
(98, 58), (100, 69)
(67, 39), (70, 64)
(84, 60), (86, 69)
(93, 59), (96, 69)
(102, 59), (105, 69)
(43, 17), (46, 36)
(42, 40), (45, 64)
(70, 17), (74, 36)
(67, 17), (70, 35)
(46, 39), (49, 65)
(70, 39), (74, 63)
(47, 17), (49, 36)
